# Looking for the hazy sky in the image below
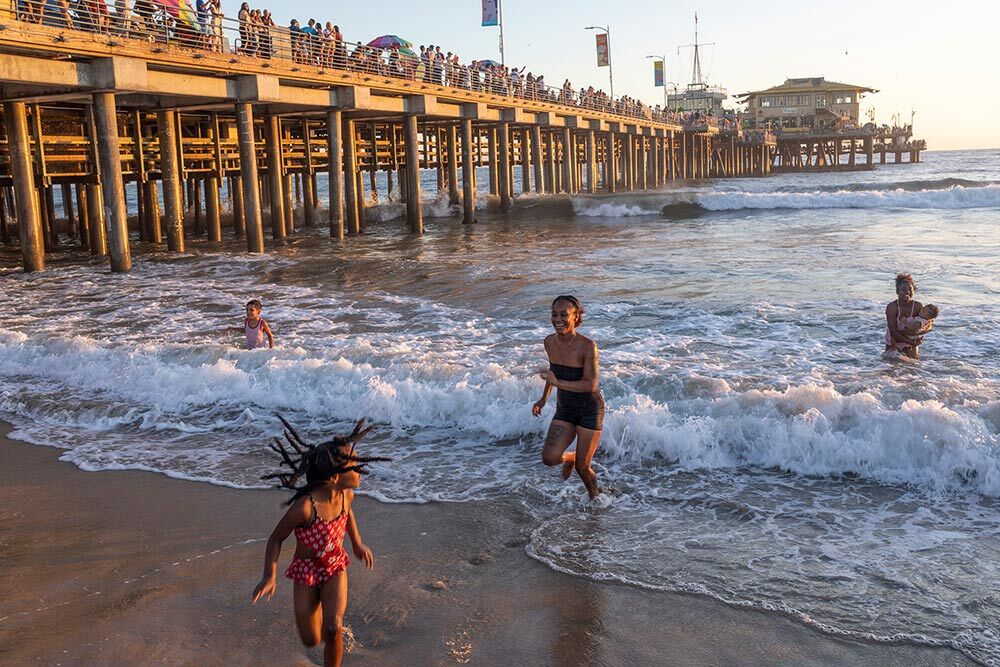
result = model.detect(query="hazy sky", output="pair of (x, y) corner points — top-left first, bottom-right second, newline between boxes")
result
(267, 0), (999, 150)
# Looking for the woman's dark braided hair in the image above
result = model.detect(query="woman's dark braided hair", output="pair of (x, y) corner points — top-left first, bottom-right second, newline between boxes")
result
(262, 416), (392, 505)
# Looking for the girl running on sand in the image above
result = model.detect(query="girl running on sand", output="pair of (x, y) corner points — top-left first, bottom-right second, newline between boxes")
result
(533, 295), (605, 499)
(252, 418), (389, 667)
(885, 273), (925, 359)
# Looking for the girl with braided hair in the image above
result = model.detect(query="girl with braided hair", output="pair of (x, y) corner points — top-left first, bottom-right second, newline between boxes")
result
(252, 418), (390, 667)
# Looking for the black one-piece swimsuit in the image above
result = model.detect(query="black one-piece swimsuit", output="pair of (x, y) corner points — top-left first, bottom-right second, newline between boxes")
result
(550, 363), (605, 431)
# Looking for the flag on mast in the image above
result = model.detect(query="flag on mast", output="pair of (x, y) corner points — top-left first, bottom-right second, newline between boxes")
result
(482, 0), (499, 26)
(653, 60), (664, 87)
(595, 33), (609, 67)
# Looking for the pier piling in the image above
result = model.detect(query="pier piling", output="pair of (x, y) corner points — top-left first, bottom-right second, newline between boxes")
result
(157, 109), (184, 253)
(461, 118), (476, 225)
(4, 101), (45, 272)
(404, 114), (422, 234)
(234, 102), (264, 253)
(326, 110), (344, 240)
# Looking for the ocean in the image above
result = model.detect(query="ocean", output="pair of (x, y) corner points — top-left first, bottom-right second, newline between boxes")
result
(2, 148), (999, 664)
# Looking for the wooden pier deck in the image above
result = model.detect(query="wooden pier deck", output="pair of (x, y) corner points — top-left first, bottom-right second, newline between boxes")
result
(0, 10), (907, 273)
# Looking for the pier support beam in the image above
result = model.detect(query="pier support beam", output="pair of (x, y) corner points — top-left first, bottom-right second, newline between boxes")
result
(205, 116), (223, 243)
(301, 121), (316, 228)
(531, 125), (544, 195)
(326, 110), (344, 239)
(403, 114), (422, 234)
(561, 128), (573, 194)
(157, 110), (185, 253)
(487, 127), (499, 195)
(622, 135), (633, 191)
(281, 172), (294, 235)
(545, 132), (557, 193)
(605, 134), (617, 193)
(447, 124), (460, 206)
(520, 129), (531, 194)
(498, 122), (512, 211)
(231, 177), (246, 237)
(234, 102), (264, 253)
(681, 133), (689, 179)
(92, 93), (131, 272)
(461, 119), (476, 224)
(83, 105), (108, 256)
(343, 119), (360, 235)
(3, 101), (44, 272)
(143, 181), (162, 244)
(586, 130), (597, 194)
(265, 115), (286, 240)
(75, 184), (89, 250)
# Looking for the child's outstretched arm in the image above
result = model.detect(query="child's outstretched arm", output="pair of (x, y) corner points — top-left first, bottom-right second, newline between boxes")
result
(251, 498), (309, 604)
(345, 493), (374, 569)
(262, 321), (275, 349)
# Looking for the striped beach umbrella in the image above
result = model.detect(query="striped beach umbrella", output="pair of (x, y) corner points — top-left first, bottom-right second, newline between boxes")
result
(153, 0), (199, 28)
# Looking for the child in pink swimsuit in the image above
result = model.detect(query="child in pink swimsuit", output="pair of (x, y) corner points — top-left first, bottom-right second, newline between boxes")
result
(244, 299), (275, 349)
(252, 418), (390, 667)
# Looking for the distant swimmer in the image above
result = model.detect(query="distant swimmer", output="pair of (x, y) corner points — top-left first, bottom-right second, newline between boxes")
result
(885, 273), (928, 359)
(533, 295), (605, 499)
(244, 299), (275, 349)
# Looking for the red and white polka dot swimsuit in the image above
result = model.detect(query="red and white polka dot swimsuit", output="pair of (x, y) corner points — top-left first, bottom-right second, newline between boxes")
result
(284, 493), (350, 587)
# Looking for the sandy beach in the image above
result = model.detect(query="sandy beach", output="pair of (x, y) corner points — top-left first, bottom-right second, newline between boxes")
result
(0, 424), (976, 667)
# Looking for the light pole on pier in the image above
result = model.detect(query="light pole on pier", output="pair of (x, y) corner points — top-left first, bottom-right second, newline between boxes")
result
(585, 25), (613, 100)
(646, 54), (667, 111)
(498, 0), (506, 66)
(667, 81), (680, 112)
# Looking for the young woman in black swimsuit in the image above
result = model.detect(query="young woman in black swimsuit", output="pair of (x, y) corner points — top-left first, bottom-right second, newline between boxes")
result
(533, 295), (605, 499)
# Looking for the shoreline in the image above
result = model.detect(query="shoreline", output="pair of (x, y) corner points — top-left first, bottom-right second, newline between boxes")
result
(0, 424), (978, 666)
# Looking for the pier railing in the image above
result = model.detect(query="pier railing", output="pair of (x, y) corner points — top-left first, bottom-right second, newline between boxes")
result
(6, 6), (683, 126)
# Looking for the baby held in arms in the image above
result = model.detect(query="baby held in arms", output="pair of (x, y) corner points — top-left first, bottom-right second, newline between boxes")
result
(893, 303), (940, 350)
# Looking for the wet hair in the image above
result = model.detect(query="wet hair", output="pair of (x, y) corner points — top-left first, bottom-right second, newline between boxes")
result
(263, 416), (391, 505)
(246, 299), (262, 311)
(921, 303), (940, 319)
(895, 273), (916, 292)
(552, 295), (584, 326)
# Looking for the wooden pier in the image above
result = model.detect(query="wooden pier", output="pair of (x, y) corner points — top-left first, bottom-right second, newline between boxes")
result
(772, 127), (925, 174)
(0, 13), (872, 273)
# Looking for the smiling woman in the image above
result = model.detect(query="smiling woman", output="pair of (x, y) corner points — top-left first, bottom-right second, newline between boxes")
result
(884, 272), (924, 359)
(533, 295), (605, 499)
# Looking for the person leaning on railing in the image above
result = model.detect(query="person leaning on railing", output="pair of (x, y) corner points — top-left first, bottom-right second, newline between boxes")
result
(237, 3), (251, 55)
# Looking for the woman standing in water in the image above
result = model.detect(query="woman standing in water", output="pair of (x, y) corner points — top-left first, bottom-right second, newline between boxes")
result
(533, 296), (605, 499)
(885, 273), (925, 359)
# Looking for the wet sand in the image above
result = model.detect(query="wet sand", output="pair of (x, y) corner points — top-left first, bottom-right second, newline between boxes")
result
(0, 425), (976, 666)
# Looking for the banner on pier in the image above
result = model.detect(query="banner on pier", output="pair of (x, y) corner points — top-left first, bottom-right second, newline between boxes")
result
(653, 60), (664, 86)
(595, 33), (609, 67)
(482, 0), (499, 26)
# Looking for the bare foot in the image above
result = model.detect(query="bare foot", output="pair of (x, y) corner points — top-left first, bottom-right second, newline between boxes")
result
(561, 454), (576, 480)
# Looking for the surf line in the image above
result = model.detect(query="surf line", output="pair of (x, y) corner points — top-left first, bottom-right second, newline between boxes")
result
(0, 537), (265, 624)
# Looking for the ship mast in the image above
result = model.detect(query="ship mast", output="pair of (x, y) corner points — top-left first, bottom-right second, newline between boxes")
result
(678, 12), (715, 89)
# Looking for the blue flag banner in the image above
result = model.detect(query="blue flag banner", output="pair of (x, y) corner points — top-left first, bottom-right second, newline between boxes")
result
(482, 0), (499, 26)
(653, 60), (664, 87)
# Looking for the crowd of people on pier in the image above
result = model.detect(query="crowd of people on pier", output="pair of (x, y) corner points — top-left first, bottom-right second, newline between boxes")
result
(14, 0), (685, 123)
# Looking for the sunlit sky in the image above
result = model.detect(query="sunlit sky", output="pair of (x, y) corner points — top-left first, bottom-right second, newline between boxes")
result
(264, 0), (998, 151)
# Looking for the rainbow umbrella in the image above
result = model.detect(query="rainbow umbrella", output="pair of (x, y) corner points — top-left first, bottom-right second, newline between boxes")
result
(153, 0), (199, 28)
(367, 35), (412, 50)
